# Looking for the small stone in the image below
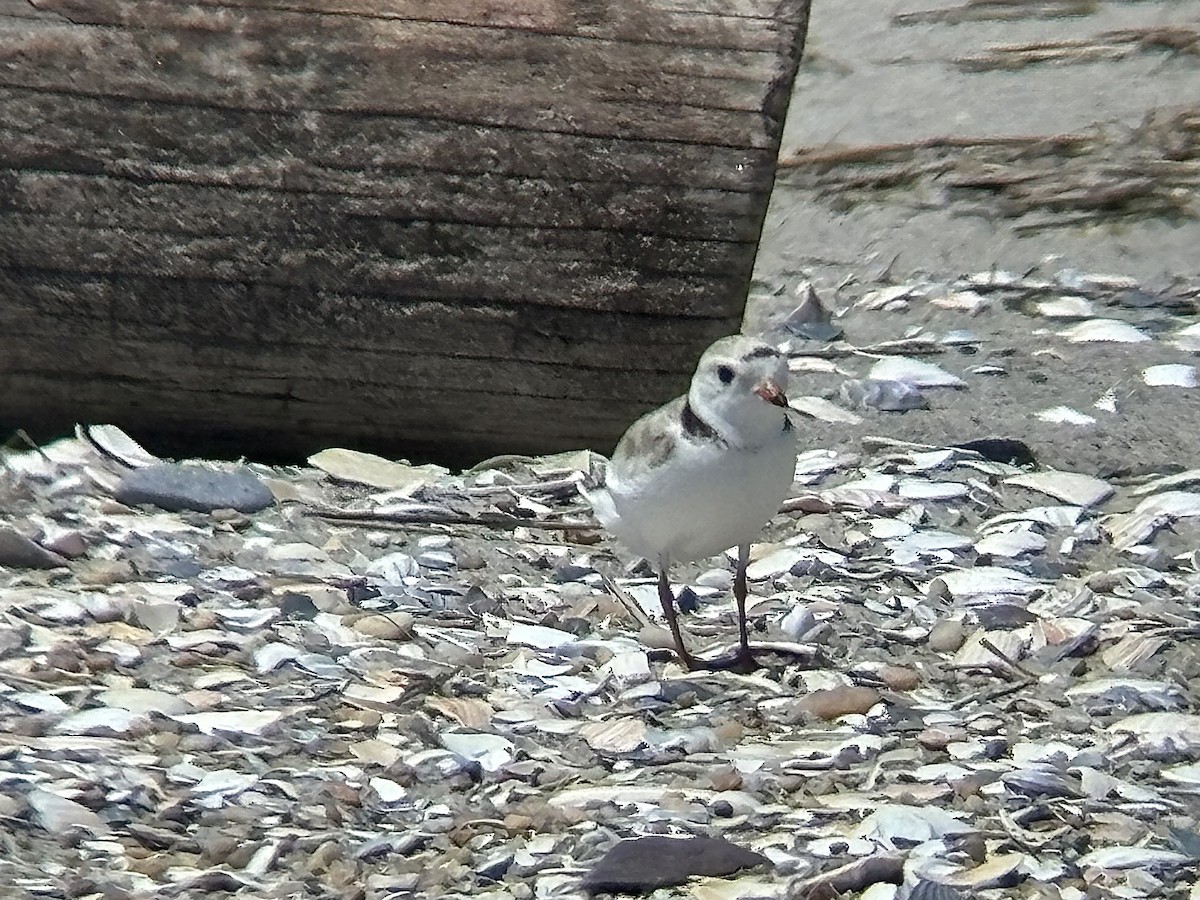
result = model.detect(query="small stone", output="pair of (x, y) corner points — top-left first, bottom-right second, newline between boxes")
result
(503, 814), (534, 836)
(710, 766), (743, 792)
(1087, 571), (1123, 593)
(75, 559), (136, 586)
(306, 840), (344, 875)
(27, 790), (109, 837)
(350, 613), (414, 640)
(43, 531), (87, 559)
(0, 527), (69, 569)
(879, 665), (921, 691)
(796, 686), (881, 721)
(114, 463), (274, 513)
(638, 625), (676, 651)
(417, 550), (456, 570)
(928, 620), (967, 653)
(917, 725), (968, 751)
(581, 835), (769, 893)
(132, 599), (181, 633)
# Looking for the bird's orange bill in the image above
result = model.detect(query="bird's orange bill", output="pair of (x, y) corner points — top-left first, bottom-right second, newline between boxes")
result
(754, 380), (789, 407)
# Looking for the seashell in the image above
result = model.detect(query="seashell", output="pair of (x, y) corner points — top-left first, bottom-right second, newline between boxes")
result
(1034, 406), (1095, 425)
(1102, 633), (1168, 672)
(939, 329), (981, 345)
(440, 731), (514, 772)
(579, 718), (648, 754)
(897, 479), (968, 500)
(77, 423), (161, 469)
(951, 629), (1025, 670)
(789, 396), (863, 425)
(929, 566), (1042, 602)
(308, 447), (448, 492)
(1054, 269), (1138, 291)
(1058, 318), (1151, 343)
(1131, 469), (1200, 495)
(932, 291), (989, 314)
(505, 622), (580, 649)
(1105, 491), (1200, 550)
(940, 853), (1029, 891)
(1076, 847), (1191, 871)
(1066, 677), (1186, 713)
(1109, 712), (1200, 758)
(1162, 762), (1200, 786)
(1036, 296), (1093, 319)
(1005, 470), (1113, 508)
(1093, 389), (1117, 413)
(841, 378), (930, 412)
(868, 357), (966, 388)
(1143, 364), (1196, 388)
(1170, 321), (1200, 351)
(983, 505), (1085, 530)
(852, 804), (972, 847)
(975, 528), (1047, 559)
(859, 285), (917, 309)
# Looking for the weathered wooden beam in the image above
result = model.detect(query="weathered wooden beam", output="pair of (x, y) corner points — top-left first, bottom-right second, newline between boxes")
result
(0, 0), (812, 464)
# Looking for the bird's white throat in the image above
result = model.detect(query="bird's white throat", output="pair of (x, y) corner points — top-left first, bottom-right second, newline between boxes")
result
(687, 380), (789, 450)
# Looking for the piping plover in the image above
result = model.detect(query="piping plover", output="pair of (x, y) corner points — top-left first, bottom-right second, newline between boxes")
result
(584, 334), (797, 671)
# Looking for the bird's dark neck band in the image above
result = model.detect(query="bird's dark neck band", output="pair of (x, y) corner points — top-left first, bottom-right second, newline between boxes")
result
(680, 400), (720, 441)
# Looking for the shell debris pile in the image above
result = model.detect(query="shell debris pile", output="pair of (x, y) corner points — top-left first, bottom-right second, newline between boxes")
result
(3, 267), (1200, 900)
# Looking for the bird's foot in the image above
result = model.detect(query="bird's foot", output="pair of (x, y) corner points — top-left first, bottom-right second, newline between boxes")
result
(690, 646), (760, 674)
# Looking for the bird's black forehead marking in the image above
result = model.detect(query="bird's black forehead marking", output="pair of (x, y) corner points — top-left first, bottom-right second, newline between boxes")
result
(740, 345), (780, 361)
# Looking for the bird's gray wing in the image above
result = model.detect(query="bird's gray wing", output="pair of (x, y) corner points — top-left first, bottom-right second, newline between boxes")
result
(607, 396), (684, 483)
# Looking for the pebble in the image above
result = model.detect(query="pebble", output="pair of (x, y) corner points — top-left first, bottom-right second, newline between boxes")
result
(350, 613), (414, 640)
(581, 835), (769, 893)
(638, 625), (676, 651)
(42, 530), (88, 559)
(796, 686), (881, 721)
(0, 527), (69, 569)
(917, 726), (969, 751)
(114, 463), (274, 513)
(928, 620), (967, 653)
(879, 665), (921, 691)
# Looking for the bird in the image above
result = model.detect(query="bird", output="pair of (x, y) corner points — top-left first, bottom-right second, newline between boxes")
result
(582, 334), (797, 672)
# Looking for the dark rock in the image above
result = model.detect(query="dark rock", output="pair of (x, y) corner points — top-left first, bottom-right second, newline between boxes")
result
(788, 855), (904, 900)
(0, 527), (70, 569)
(973, 604), (1038, 629)
(909, 881), (963, 900)
(43, 531), (88, 559)
(554, 562), (597, 583)
(346, 581), (382, 604)
(954, 438), (1036, 467)
(149, 556), (204, 579)
(476, 852), (515, 882)
(279, 592), (320, 621)
(1167, 825), (1200, 860)
(559, 615), (593, 636)
(675, 586), (700, 614)
(114, 463), (274, 514)
(581, 835), (769, 894)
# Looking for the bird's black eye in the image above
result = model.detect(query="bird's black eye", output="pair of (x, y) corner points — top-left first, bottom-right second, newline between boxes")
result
(716, 365), (735, 384)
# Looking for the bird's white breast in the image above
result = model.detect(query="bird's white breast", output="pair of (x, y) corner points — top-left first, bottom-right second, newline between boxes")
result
(598, 427), (796, 564)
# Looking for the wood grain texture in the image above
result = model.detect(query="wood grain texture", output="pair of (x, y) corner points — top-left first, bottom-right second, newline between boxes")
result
(0, 0), (812, 464)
